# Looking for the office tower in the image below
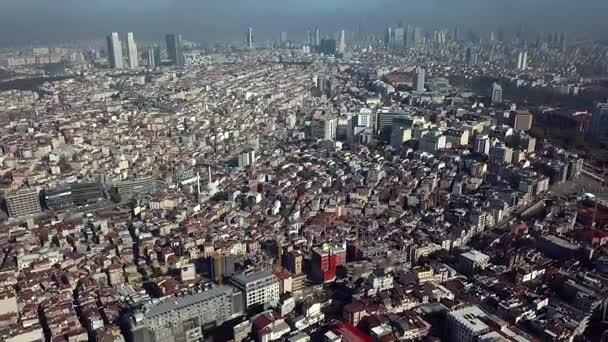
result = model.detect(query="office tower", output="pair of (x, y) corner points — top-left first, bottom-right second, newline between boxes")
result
(280, 31), (288, 45)
(165, 34), (184, 66)
(491, 82), (503, 104)
(229, 271), (280, 308)
(338, 30), (346, 55)
(6, 190), (42, 218)
(126, 286), (244, 342)
(314, 27), (321, 47)
(517, 50), (527, 70)
(106, 32), (124, 69)
(376, 109), (412, 139)
(320, 38), (337, 55)
(590, 103), (608, 139)
(393, 26), (405, 48)
(384, 27), (393, 49)
(312, 243), (346, 283)
(415, 67), (426, 92)
(125, 32), (138, 69)
(560, 32), (568, 51)
(145, 47), (156, 67)
(246, 27), (254, 49)
(305, 28), (312, 45)
(465, 47), (479, 66)
(453, 27), (459, 42)
(153, 47), (162, 65)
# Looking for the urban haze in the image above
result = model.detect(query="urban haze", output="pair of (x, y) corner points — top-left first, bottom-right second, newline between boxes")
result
(1, 1), (608, 342)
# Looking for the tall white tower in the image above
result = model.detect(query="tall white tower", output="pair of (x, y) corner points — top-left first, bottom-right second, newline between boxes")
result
(338, 30), (347, 55)
(126, 32), (139, 69)
(247, 27), (254, 49)
(106, 32), (124, 69)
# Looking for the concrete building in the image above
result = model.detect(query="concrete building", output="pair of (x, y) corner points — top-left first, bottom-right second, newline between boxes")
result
(311, 117), (337, 141)
(446, 306), (492, 342)
(6, 189), (42, 218)
(311, 243), (346, 283)
(126, 286), (244, 342)
(230, 271), (280, 309)
(491, 83), (503, 104)
(510, 111), (533, 131)
(415, 67), (426, 93)
(458, 250), (490, 275)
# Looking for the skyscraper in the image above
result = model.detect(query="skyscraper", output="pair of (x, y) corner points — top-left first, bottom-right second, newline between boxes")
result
(415, 67), (426, 93)
(106, 32), (124, 69)
(126, 32), (138, 69)
(314, 27), (321, 47)
(246, 27), (254, 49)
(165, 34), (184, 66)
(145, 47), (156, 67)
(280, 31), (288, 45)
(305, 28), (312, 45)
(384, 27), (393, 49)
(338, 30), (346, 55)
(491, 83), (503, 104)
(393, 26), (405, 49)
(590, 103), (608, 139)
(517, 50), (528, 70)
(320, 38), (337, 56)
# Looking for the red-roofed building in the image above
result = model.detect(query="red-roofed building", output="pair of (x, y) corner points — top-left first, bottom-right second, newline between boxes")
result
(327, 321), (374, 342)
(312, 243), (346, 283)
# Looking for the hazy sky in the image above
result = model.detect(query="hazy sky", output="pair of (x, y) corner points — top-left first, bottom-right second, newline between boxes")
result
(1, 0), (607, 45)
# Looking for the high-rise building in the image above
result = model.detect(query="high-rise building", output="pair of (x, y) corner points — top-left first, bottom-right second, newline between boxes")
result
(165, 34), (184, 66)
(393, 27), (405, 48)
(106, 32), (124, 69)
(517, 50), (528, 70)
(338, 30), (346, 55)
(491, 82), (503, 104)
(320, 38), (337, 55)
(229, 271), (280, 308)
(145, 47), (156, 67)
(465, 47), (479, 66)
(280, 31), (288, 45)
(475, 135), (491, 155)
(312, 243), (346, 283)
(510, 110), (533, 131)
(286, 250), (303, 275)
(207, 253), (235, 284)
(126, 32), (139, 69)
(6, 190), (42, 218)
(125, 286), (244, 342)
(415, 67), (426, 93)
(384, 27), (393, 49)
(246, 27), (254, 49)
(590, 103), (608, 139)
(305, 28), (312, 45)
(314, 27), (321, 47)
(311, 116), (337, 141)
(238, 148), (256, 168)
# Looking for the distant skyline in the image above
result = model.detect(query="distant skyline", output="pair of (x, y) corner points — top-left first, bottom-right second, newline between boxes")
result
(1, 0), (608, 45)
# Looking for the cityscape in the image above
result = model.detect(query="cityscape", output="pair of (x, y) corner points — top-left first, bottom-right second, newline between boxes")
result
(1, 2), (608, 342)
